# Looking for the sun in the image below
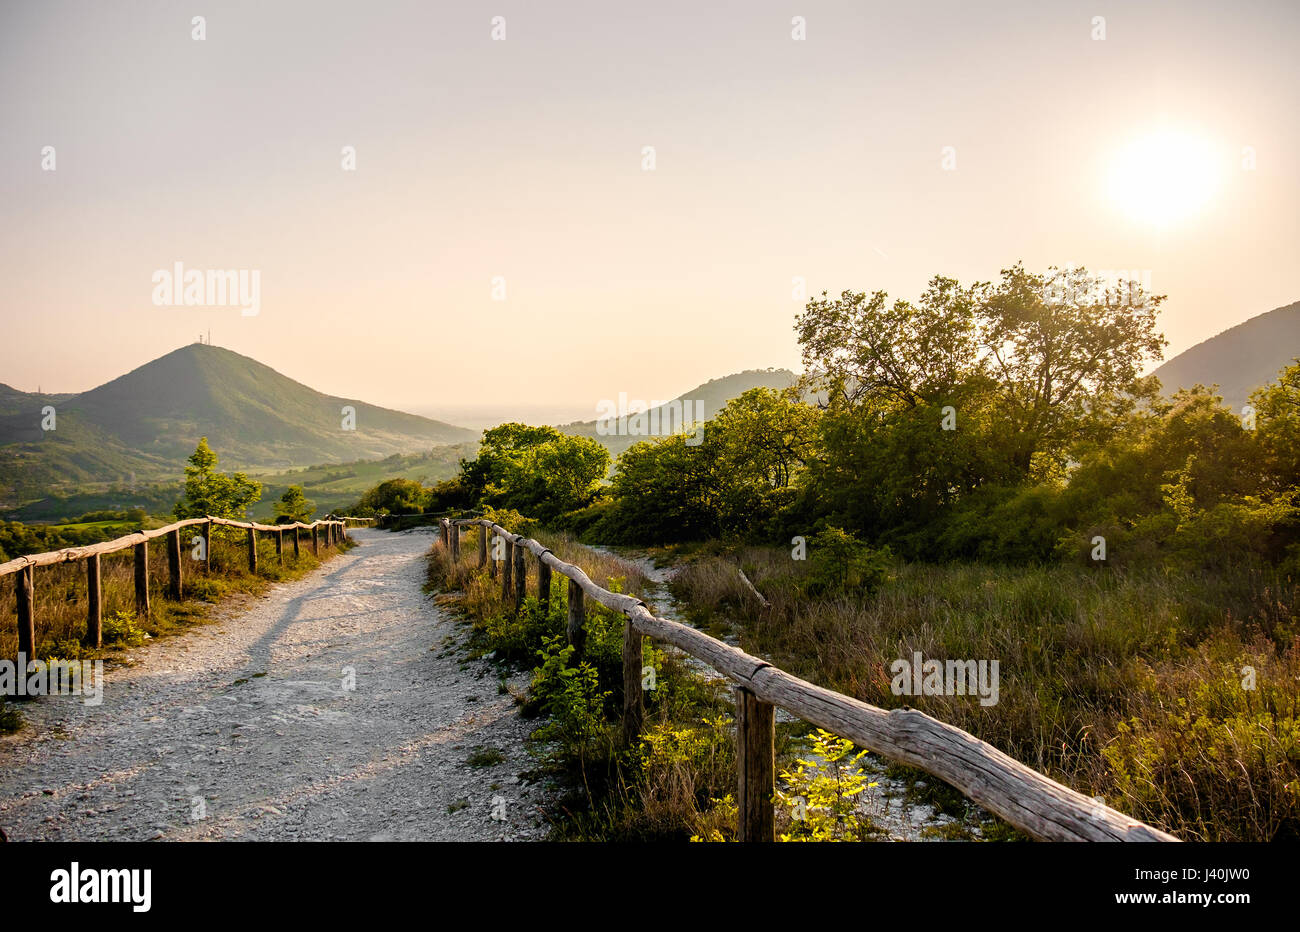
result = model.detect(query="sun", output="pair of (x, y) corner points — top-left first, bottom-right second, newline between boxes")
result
(1107, 129), (1223, 228)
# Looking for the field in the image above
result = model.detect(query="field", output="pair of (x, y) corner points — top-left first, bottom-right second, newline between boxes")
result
(669, 547), (1300, 842)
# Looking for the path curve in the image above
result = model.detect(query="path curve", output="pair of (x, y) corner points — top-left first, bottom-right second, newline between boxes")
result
(0, 528), (549, 841)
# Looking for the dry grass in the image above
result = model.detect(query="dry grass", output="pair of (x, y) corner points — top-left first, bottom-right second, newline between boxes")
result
(672, 548), (1300, 841)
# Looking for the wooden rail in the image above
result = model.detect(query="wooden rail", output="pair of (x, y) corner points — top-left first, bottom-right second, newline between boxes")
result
(441, 516), (1178, 843)
(3, 515), (373, 657)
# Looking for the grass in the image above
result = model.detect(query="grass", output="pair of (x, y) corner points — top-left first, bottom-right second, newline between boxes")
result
(466, 747), (506, 767)
(670, 547), (1300, 842)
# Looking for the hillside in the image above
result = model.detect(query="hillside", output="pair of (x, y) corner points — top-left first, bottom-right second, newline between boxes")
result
(1153, 300), (1300, 410)
(0, 344), (474, 503)
(558, 368), (799, 458)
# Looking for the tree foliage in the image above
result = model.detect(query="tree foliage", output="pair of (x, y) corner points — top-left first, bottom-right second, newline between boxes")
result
(173, 437), (262, 520)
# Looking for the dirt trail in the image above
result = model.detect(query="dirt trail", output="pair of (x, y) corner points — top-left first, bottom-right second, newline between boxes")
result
(0, 527), (549, 841)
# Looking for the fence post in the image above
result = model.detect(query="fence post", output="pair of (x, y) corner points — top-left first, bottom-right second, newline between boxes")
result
(488, 531), (498, 578)
(538, 556), (552, 612)
(247, 527), (258, 573)
(134, 540), (150, 618)
(205, 519), (213, 573)
(478, 522), (488, 568)
(167, 528), (183, 599)
(622, 618), (643, 744)
(452, 522), (461, 560)
(16, 564), (35, 665)
(735, 687), (776, 842)
(293, 525), (301, 558)
(566, 578), (585, 658)
(513, 538), (526, 609)
(85, 554), (102, 648)
(501, 536), (513, 599)
(312, 524), (319, 556)
(276, 528), (284, 564)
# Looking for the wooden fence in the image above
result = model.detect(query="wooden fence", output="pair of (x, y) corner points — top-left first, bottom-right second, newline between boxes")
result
(441, 516), (1178, 843)
(1, 515), (371, 658)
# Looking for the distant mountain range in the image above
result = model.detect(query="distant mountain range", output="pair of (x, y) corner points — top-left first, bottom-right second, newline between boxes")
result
(1153, 300), (1300, 411)
(5, 298), (1293, 511)
(0, 344), (474, 504)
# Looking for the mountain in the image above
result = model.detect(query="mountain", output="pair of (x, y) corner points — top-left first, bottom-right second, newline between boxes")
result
(1152, 301), (1300, 411)
(0, 344), (474, 503)
(558, 368), (799, 458)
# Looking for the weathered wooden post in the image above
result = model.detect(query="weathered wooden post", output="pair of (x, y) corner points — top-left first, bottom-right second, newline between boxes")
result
(735, 688), (776, 842)
(452, 522), (461, 560)
(488, 531), (498, 578)
(312, 524), (319, 556)
(478, 522), (488, 568)
(513, 538), (526, 609)
(16, 564), (35, 664)
(622, 619), (643, 744)
(204, 519), (213, 573)
(566, 578), (585, 658)
(167, 527), (183, 599)
(276, 528), (284, 564)
(85, 554), (102, 648)
(293, 525), (300, 558)
(134, 540), (150, 618)
(501, 536), (514, 599)
(538, 555), (552, 612)
(245, 527), (257, 573)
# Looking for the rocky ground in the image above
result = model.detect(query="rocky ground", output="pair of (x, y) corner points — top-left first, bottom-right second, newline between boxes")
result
(0, 527), (550, 842)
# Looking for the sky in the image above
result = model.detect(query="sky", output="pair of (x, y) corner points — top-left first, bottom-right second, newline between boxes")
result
(2, 0), (1297, 420)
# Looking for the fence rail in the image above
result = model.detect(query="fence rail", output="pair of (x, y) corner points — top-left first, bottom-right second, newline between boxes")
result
(3, 514), (373, 659)
(442, 516), (1178, 843)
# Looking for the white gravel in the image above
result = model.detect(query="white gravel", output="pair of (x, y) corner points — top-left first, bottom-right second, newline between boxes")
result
(0, 527), (550, 841)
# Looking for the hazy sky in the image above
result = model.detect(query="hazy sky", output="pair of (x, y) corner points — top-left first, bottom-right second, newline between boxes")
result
(2, 0), (1297, 417)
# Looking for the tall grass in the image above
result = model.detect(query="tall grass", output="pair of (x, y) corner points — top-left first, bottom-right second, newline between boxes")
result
(672, 549), (1300, 841)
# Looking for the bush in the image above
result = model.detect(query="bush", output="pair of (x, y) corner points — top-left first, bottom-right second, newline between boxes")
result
(102, 610), (146, 648)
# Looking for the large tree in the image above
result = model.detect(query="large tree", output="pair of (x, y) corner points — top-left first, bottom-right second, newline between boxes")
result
(797, 264), (1166, 484)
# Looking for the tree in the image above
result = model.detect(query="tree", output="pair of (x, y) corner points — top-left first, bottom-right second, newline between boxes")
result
(798, 265), (1165, 481)
(274, 485), (316, 522)
(173, 438), (262, 520)
(1252, 358), (1300, 492)
(459, 423), (609, 521)
(354, 478), (428, 515)
(976, 264), (1166, 478)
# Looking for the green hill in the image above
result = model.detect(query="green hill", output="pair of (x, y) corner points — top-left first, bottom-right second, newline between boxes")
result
(1153, 300), (1300, 411)
(0, 343), (474, 504)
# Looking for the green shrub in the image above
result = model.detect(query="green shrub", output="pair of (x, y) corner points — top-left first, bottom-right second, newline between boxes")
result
(100, 610), (147, 647)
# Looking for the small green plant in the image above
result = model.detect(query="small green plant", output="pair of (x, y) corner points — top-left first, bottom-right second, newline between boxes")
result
(804, 527), (891, 599)
(466, 747), (506, 768)
(0, 697), (23, 734)
(102, 610), (146, 647)
(776, 729), (879, 841)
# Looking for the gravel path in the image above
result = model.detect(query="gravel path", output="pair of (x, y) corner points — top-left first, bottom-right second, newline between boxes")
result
(0, 527), (550, 841)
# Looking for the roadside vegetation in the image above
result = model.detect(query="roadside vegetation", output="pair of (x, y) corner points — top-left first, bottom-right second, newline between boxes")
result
(370, 263), (1299, 841)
